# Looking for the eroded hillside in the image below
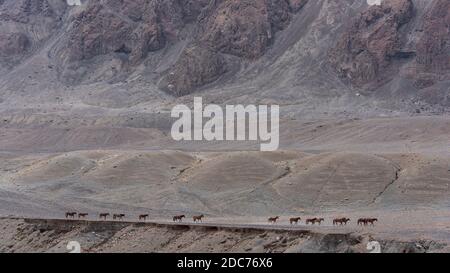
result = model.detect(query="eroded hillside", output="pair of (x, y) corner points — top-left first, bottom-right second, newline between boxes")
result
(0, 0), (448, 112)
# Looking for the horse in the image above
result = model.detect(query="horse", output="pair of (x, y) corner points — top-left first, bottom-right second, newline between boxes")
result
(357, 218), (368, 226)
(289, 217), (301, 225)
(366, 218), (378, 225)
(333, 218), (350, 226)
(65, 212), (77, 219)
(113, 214), (125, 220)
(268, 216), (280, 224)
(78, 213), (88, 219)
(173, 215), (185, 222)
(315, 218), (325, 225)
(99, 213), (110, 220)
(193, 214), (204, 223)
(139, 214), (149, 221)
(306, 218), (324, 225)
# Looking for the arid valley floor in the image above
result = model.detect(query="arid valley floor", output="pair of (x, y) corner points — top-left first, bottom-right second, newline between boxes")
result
(0, 116), (449, 253)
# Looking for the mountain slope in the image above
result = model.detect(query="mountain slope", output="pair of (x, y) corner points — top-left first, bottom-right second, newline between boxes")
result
(0, 0), (447, 114)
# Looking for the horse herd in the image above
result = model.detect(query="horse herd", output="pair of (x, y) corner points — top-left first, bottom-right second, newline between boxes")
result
(65, 212), (377, 226)
(271, 216), (378, 226)
(64, 212), (205, 223)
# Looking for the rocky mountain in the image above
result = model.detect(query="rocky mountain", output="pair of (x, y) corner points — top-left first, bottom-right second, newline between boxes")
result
(0, 0), (448, 112)
(329, 0), (415, 87)
(414, 0), (450, 89)
(0, 0), (66, 66)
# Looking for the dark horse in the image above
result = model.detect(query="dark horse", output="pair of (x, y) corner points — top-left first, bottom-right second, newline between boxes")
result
(65, 212), (77, 219)
(358, 218), (378, 226)
(78, 213), (88, 219)
(113, 214), (125, 220)
(99, 213), (110, 220)
(333, 218), (350, 226)
(173, 215), (185, 222)
(306, 218), (324, 225)
(193, 214), (204, 223)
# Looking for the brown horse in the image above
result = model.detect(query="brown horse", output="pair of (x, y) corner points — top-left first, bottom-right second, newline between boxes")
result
(289, 217), (301, 225)
(99, 213), (110, 220)
(173, 215), (185, 222)
(65, 212), (77, 219)
(113, 214), (125, 220)
(358, 218), (377, 226)
(193, 214), (204, 223)
(268, 216), (280, 224)
(306, 218), (324, 225)
(357, 218), (366, 226)
(139, 214), (149, 221)
(333, 218), (350, 226)
(315, 218), (325, 225)
(78, 213), (88, 219)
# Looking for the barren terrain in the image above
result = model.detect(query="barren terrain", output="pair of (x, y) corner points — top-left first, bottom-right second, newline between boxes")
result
(0, 116), (448, 252)
(0, 0), (448, 253)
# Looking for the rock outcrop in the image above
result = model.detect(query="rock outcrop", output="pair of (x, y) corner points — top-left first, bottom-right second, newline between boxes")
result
(415, 0), (450, 74)
(0, 0), (65, 66)
(160, 0), (307, 96)
(329, 0), (415, 87)
(56, 1), (164, 66)
(0, 0), (55, 23)
(55, 0), (209, 83)
(199, 0), (296, 59)
(158, 46), (227, 97)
